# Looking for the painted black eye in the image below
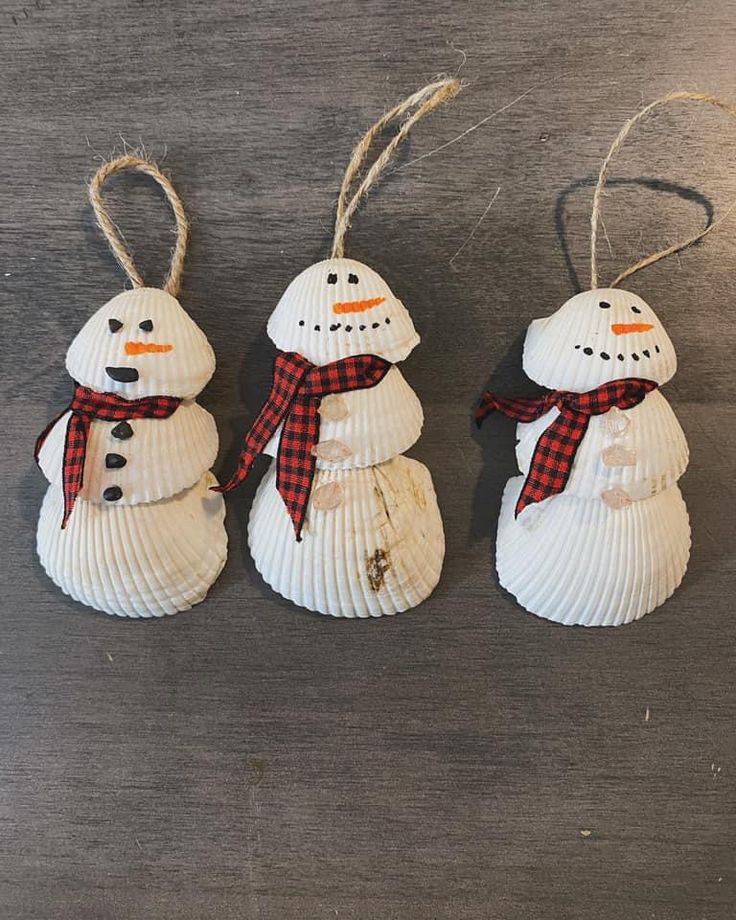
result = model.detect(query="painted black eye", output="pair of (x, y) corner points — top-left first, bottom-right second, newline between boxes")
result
(139, 319), (154, 332)
(631, 305), (642, 314)
(348, 273), (359, 284)
(327, 273), (337, 284)
(108, 318), (123, 333)
(598, 301), (611, 309)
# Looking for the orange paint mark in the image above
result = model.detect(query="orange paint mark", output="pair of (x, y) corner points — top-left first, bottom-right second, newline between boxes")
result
(611, 322), (654, 336)
(332, 296), (386, 315)
(125, 341), (174, 355)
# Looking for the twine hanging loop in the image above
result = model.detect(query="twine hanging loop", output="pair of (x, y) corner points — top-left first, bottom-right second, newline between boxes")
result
(590, 90), (736, 289)
(89, 154), (190, 297)
(331, 77), (461, 259)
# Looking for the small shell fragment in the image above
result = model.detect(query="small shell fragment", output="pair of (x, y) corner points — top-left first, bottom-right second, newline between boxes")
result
(311, 439), (354, 462)
(319, 394), (349, 421)
(605, 408), (631, 437)
(311, 481), (344, 511)
(601, 445), (637, 467)
(601, 487), (634, 509)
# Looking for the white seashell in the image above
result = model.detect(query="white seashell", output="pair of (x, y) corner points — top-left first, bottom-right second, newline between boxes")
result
(66, 288), (216, 400)
(496, 477), (690, 627)
(248, 455), (444, 618)
(514, 390), (688, 501)
(36, 472), (227, 618)
(37, 399), (218, 505)
(523, 288), (677, 392)
(263, 365), (424, 469)
(266, 258), (420, 365)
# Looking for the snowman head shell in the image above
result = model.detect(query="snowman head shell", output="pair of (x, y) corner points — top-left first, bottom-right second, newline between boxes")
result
(266, 258), (420, 365)
(522, 287), (677, 392)
(66, 287), (215, 399)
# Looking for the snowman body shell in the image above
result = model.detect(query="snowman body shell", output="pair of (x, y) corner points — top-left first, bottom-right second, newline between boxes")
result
(36, 287), (227, 618)
(248, 257), (445, 617)
(495, 288), (691, 627)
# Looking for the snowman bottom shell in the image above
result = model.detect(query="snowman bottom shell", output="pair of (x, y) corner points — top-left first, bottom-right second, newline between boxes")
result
(37, 472), (227, 618)
(496, 477), (690, 627)
(248, 455), (445, 618)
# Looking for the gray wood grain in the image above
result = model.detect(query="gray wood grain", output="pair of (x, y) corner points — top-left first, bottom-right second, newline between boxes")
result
(1, 1), (734, 917)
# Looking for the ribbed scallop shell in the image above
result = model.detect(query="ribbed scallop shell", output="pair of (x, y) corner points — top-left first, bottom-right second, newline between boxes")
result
(523, 288), (677, 392)
(266, 258), (420, 365)
(36, 472), (227, 618)
(66, 288), (216, 400)
(37, 400), (218, 505)
(495, 477), (690, 627)
(514, 390), (688, 501)
(263, 366), (423, 469)
(248, 455), (445, 617)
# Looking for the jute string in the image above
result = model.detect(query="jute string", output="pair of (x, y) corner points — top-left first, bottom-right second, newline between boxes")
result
(89, 154), (190, 297)
(591, 91), (736, 289)
(331, 77), (461, 259)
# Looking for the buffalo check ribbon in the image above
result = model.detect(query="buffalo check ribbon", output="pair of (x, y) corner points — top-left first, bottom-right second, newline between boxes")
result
(475, 377), (658, 516)
(214, 351), (391, 540)
(35, 385), (181, 529)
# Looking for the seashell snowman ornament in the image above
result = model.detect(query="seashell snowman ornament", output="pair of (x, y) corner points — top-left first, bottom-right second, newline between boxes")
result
(477, 91), (734, 627)
(35, 155), (227, 618)
(216, 78), (460, 617)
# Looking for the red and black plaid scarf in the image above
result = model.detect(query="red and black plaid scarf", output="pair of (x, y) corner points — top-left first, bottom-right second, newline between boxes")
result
(214, 351), (391, 540)
(35, 385), (182, 529)
(475, 377), (657, 517)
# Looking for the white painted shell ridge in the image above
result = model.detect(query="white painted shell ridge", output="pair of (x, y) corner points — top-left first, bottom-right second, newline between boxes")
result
(263, 366), (424, 469)
(37, 400), (219, 505)
(495, 477), (691, 627)
(248, 456), (445, 618)
(267, 258), (420, 365)
(36, 472), (227, 618)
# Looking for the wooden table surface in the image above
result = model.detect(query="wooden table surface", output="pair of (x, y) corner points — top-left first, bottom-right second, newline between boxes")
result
(2, 1), (734, 917)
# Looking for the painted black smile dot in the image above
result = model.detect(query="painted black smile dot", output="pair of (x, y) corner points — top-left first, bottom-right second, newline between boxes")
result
(655, 344), (661, 353)
(139, 319), (154, 332)
(359, 324), (366, 331)
(600, 351), (610, 360)
(103, 485), (123, 502)
(329, 323), (341, 331)
(111, 421), (133, 440)
(298, 320), (305, 326)
(631, 305), (642, 314)
(583, 347), (593, 355)
(642, 349), (650, 358)
(105, 453), (127, 469)
(106, 366), (139, 383)
(617, 354), (625, 361)
(345, 324), (352, 332)
(385, 317), (391, 325)
(108, 318), (123, 333)
(599, 301), (611, 309)
(632, 352), (640, 360)
(372, 322), (380, 329)
(574, 344), (581, 349)
(314, 324), (320, 331)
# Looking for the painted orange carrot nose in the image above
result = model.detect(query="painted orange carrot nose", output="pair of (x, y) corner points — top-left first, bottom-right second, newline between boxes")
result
(125, 341), (174, 355)
(611, 322), (654, 336)
(332, 296), (385, 315)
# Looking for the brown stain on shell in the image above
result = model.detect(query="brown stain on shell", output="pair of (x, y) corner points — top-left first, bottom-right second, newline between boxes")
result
(366, 548), (391, 592)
